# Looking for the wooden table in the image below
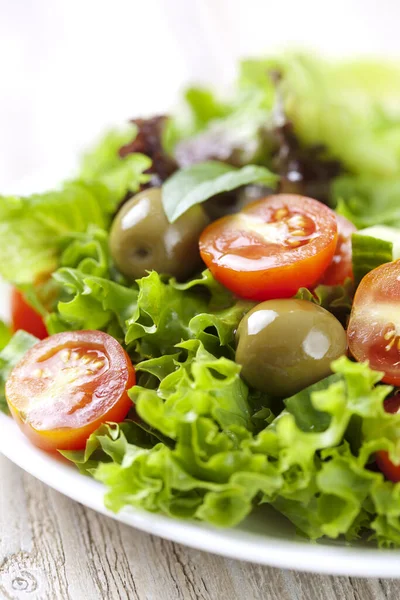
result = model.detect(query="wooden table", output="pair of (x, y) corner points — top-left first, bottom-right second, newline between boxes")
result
(0, 454), (398, 600)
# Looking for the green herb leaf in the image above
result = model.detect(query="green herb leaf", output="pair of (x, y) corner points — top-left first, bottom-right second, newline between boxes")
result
(162, 161), (277, 222)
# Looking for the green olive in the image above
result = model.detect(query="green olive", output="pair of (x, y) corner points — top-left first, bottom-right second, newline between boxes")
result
(236, 299), (347, 397)
(109, 187), (209, 281)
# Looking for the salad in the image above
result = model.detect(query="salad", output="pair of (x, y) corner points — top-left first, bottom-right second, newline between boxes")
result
(2, 53), (400, 547)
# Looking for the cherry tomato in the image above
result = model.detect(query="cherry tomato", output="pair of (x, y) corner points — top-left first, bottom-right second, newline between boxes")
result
(199, 194), (338, 301)
(376, 395), (400, 482)
(347, 260), (400, 386)
(320, 214), (357, 286)
(6, 331), (135, 452)
(11, 288), (48, 340)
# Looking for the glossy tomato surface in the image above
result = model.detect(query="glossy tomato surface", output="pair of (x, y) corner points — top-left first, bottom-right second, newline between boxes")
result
(347, 260), (400, 386)
(376, 395), (400, 482)
(320, 214), (357, 286)
(6, 331), (135, 451)
(199, 194), (338, 300)
(11, 288), (48, 339)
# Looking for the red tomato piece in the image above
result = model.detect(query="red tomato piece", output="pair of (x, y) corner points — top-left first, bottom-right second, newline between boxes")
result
(376, 395), (400, 482)
(5, 331), (135, 452)
(11, 288), (48, 340)
(320, 214), (357, 286)
(199, 194), (338, 301)
(347, 260), (400, 386)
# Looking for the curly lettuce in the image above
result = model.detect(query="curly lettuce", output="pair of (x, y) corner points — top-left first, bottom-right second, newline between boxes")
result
(0, 136), (150, 286)
(62, 351), (400, 546)
(47, 266), (252, 360)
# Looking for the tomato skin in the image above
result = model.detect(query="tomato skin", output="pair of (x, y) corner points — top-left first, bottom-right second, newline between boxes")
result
(199, 194), (338, 301)
(347, 260), (400, 386)
(6, 331), (135, 452)
(320, 214), (357, 286)
(11, 288), (48, 340)
(376, 396), (400, 482)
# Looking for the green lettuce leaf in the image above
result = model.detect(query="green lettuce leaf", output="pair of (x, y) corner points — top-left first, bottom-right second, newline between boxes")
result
(0, 132), (151, 286)
(351, 229), (396, 284)
(240, 53), (400, 177)
(18, 226), (120, 319)
(46, 268), (138, 341)
(334, 175), (400, 228)
(47, 266), (249, 360)
(250, 358), (400, 542)
(284, 373), (342, 433)
(125, 270), (249, 358)
(125, 270), (206, 357)
(61, 354), (400, 544)
(184, 87), (231, 131)
(0, 182), (110, 284)
(162, 161), (277, 222)
(61, 420), (166, 476)
(65, 354), (400, 545)
(95, 153), (151, 200)
(68, 339), (281, 524)
(0, 331), (38, 413)
(79, 124), (138, 179)
(59, 227), (112, 279)
(294, 279), (354, 325)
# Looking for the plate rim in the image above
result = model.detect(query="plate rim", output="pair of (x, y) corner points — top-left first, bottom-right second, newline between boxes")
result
(1, 412), (400, 578)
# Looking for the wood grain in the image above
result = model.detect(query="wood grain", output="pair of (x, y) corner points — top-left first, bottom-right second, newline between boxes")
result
(0, 454), (396, 600)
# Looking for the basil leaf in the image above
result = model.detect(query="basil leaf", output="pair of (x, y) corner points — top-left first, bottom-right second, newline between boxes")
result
(162, 161), (277, 222)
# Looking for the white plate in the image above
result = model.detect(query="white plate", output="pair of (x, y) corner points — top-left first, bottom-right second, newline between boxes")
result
(1, 242), (400, 579)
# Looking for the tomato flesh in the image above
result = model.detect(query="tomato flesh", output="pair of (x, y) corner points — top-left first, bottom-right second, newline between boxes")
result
(347, 260), (400, 386)
(5, 331), (135, 451)
(320, 214), (357, 286)
(376, 396), (400, 482)
(11, 288), (48, 340)
(199, 194), (338, 301)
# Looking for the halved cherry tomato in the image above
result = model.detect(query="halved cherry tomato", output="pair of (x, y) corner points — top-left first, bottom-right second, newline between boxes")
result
(11, 288), (48, 340)
(347, 260), (400, 386)
(5, 331), (135, 452)
(320, 214), (357, 286)
(376, 395), (400, 482)
(199, 194), (338, 301)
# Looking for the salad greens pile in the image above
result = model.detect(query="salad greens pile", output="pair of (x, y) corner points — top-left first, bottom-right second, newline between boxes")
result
(2, 52), (400, 546)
